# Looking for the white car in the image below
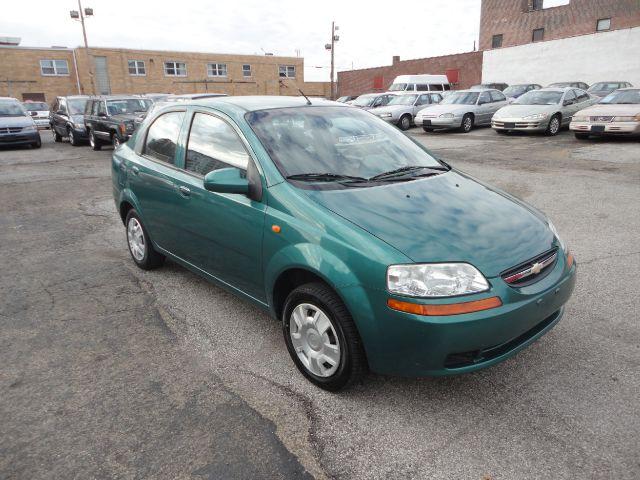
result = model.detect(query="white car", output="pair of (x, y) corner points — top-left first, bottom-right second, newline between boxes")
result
(570, 88), (640, 139)
(22, 101), (50, 129)
(370, 93), (442, 130)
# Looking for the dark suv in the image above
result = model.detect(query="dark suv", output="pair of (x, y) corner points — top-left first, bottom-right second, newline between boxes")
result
(50, 95), (91, 146)
(84, 96), (152, 150)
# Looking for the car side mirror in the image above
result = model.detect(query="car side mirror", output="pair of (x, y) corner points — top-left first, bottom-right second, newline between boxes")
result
(204, 168), (249, 195)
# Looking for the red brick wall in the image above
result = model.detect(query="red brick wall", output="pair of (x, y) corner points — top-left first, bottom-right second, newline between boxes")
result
(479, 0), (640, 50)
(337, 51), (483, 97)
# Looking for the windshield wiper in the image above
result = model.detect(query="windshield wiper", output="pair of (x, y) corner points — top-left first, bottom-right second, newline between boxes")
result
(286, 173), (368, 183)
(369, 165), (449, 181)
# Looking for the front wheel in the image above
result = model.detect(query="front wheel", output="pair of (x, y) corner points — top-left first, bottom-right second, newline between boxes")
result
(398, 114), (412, 131)
(460, 114), (474, 133)
(68, 128), (80, 146)
(89, 130), (102, 151)
(283, 282), (367, 391)
(53, 128), (62, 142)
(112, 134), (122, 149)
(546, 115), (561, 136)
(125, 209), (165, 270)
(31, 137), (42, 149)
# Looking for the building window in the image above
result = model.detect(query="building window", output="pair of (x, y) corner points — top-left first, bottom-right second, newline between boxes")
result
(491, 34), (503, 48)
(40, 59), (69, 76)
(128, 60), (146, 76)
(279, 65), (296, 78)
(596, 18), (611, 31)
(532, 28), (545, 42)
(207, 63), (227, 77)
(532, 0), (543, 10)
(164, 61), (187, 77)
(242, 64), (252, 77)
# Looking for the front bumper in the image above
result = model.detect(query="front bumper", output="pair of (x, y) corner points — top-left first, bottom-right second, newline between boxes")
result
(492, 118), (548, 132)
(374, 115), (397, 124)
(0, 130), (41, 146)
(340, 251), (577, 377)
(33, 118), (50, 128)
(418, 116), (463, 129)
(570, 121), (640, 136)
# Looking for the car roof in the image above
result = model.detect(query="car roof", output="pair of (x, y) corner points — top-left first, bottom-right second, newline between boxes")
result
(452, 89), (499, 93)
(183, 95), (342, 112)
(537, 87), (573, 93)
(89, 95), (149, 100)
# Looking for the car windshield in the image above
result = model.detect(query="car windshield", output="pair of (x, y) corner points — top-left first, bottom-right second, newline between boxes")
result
(548, 83), (572, 88)
(588, 83), (621, 92)
(106, 98), (152, 115)
(598, 89), (640, 104)
(0, 101), (27, 117)
(387, 94), (418, 106)
(23, 102), (48, 111)
(352, 95), (376, 107)
(441, 92), (479, 105)
(515, 90), (562, 105)
(245, 106), (443, 185)
(503, 85), (527, 96)
(388, 83), (407, 91)
(68, 99), (88, 114)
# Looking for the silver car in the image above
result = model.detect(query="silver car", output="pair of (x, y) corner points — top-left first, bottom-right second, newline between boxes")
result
(350, 93), (396, 111)
(370, 93), (442, 130)
(492, 87), (598, 135)
(414, 89), (509, 133)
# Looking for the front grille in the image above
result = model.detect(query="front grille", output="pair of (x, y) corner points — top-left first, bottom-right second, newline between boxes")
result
(493, 121), (539, 128)
(0, 127), (23, 134)
(501, 247), (558, 287)
(590, 116), (613, 122)
(444, 309), (561, 368)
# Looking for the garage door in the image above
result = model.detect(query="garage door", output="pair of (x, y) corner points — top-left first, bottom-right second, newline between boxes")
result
(94, 56), (111, 95)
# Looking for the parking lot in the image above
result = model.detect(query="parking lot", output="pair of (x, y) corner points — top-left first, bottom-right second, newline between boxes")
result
(1, 126), (638, 479)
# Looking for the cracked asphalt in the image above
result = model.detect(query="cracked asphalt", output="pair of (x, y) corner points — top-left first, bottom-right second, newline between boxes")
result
(1, 126), (638, 479)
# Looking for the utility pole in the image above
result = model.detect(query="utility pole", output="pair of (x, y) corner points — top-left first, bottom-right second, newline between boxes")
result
(70, 1), (95, 94)
(326, 22), (339, 100)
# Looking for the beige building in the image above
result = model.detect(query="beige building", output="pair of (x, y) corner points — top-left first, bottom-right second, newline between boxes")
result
(0, 45), (330, 103)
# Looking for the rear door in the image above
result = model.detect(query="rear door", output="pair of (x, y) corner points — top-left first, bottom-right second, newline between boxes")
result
(412, 94), (432, 116)
(476, 91), (493, 124)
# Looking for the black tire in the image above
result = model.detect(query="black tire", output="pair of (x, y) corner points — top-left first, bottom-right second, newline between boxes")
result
(398, 114), (412, 131)
(124, 209), (165, 270)
(53, 128), (62, 142)
(31, 137), (42, 149)
(495, 129), (508, 134)
(89, 130), (102, 151)
(545, 114), (561, 136)
(68, 127), (80, 146)
(460, 113), (474, 133)
(282, 282), (367, 391)
(574, 132), (590, 140)
(422, 127), (434, 133)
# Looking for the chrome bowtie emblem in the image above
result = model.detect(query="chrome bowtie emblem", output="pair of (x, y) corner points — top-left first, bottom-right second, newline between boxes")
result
(530, 262), (542, 275)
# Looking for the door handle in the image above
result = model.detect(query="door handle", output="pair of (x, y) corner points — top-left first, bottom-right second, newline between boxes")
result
(131, 166), (140, 175)
(178, 185), (191, 197)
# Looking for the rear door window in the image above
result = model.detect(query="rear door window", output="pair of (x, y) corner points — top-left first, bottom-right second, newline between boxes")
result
(144, 111), (185, 165)
(490, 90), (506, 102)
(185, 113), (250, 176)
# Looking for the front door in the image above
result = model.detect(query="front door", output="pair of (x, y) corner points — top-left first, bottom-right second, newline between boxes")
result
(170, 110), (267, 301)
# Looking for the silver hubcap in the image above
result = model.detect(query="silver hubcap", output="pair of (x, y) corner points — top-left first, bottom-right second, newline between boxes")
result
(69, 131), (74, 143)
(90, 133), (95, 147)
(289, 303), (340, 377)
(113, 137), (120, 147)
(550, 118), (559, 133)
(464, 118), (472, 131)
(401, 117), (410, 129)
(127, 217), (145, 261)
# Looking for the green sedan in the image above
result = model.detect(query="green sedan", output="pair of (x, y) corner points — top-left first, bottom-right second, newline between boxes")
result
(112, 96), (577, 390)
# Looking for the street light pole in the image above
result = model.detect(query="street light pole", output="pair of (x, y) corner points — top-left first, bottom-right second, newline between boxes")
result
(330, 21), (335, 100)
(71, 0), (96, 94)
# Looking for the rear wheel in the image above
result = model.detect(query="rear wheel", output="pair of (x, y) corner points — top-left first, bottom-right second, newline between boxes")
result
(283, 282), (367, 391)
(460, 114), (474, 133)
(546, 114), (561, 136)
(574, 132), (590, 140)
(125, 209), (164, 270)
(398, 114), (412, 131)
(68, 127), (80, 146)
(89, 130), (102, 151)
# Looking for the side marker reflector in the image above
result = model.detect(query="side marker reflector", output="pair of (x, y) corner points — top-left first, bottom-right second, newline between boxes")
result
(387, 296), (502, 316)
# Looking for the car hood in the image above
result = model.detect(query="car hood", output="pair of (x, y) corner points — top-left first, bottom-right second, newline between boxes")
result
(418, 104), (474, 115)
(372, 105), (411, 115)
(0, 115), (34, 127)
(495, 104), (557, 118)
(575, 103), (640, 116)
(303, 171), (554, 277)
(111, 113), (139, 122)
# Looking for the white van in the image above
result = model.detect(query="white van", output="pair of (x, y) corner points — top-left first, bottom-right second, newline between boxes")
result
(388, 74), (451, 93)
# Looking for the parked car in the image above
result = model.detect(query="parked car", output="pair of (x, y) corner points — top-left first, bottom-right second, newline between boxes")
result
(22, 101), (50, 129)
(471, 83), (509, 91)
(502, 84), (542, 100)
(547, 81), (590, 91)
(371, 92), (442, 130)
(336, 95), (358, 103)
(492, 87), (598, 135)
(388, 74), (451, 93)
(0, 97), (41, 148)
(586, 81), (633, 98)
(351, 93), (396, 111)
(85, 95), (153, 150)
(570, 88), (640, 139)
(50, 95), (91, 146)
(112, 96), (576, 390)
(414, 89), (508, 133)
(164, 93), (228, 102)
(142, 93), (172, 102)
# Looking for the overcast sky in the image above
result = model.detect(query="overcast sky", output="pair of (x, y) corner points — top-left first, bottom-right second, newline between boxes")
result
(2, 0), (482, 81)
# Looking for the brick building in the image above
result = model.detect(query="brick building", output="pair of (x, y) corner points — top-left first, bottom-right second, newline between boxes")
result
(0, 45), (330, 103)
(337, 51), (483, 97)
(480, 0), (640, 50)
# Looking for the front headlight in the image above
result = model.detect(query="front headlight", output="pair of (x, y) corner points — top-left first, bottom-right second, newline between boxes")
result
(612, 116), (636, 122)
(387, 263), (490, 298)
(379, 113), (392, 118)
(523, 113), (549, 120)
(548, 220), (566, 252)
(439, 113), (454, 118)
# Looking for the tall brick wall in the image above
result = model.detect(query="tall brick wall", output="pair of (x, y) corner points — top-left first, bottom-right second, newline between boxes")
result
(337, 51), (483, 97)
(479, 0), (640, 50)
